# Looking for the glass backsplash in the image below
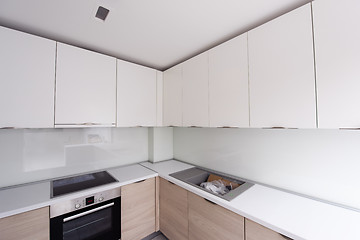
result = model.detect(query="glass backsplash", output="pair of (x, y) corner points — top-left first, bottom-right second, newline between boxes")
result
(0, 127), (148, 188)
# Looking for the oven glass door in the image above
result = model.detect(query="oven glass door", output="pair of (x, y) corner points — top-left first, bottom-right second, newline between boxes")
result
(51, 198), (120, 240)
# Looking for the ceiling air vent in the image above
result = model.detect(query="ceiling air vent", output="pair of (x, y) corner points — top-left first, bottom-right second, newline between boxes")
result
(95, 6), (109, 21)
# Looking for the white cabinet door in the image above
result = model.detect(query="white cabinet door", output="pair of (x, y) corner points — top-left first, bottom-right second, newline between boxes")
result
(209, 34), (249, 128)
(248, 3), (316, 129)
(0, 26), (56, 128)
(313, 0), (360, 129)
(117, 59), (157, 127)
(156, 71), (164, 127)
(182, 52), (209, 127)
(55, 43), (116, 127)
(163, 65), (183, 126)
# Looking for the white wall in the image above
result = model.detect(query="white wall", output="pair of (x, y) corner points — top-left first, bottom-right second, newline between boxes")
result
(0, 127), (148, 188)
(174, 127), (360, 210)
(148, 127), (173, 162)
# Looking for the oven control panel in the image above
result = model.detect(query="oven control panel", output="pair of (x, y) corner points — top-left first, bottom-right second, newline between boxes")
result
(50, 187), (121, 218)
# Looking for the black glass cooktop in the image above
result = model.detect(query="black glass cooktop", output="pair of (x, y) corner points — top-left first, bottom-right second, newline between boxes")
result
(51, 171), (118, 197)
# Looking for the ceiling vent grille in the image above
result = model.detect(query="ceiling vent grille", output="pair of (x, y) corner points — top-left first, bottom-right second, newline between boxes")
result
(95, 6), (109, 21)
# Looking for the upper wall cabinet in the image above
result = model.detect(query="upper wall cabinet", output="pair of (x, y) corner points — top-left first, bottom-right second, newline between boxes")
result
(163, 65), (183, 127)
(209, 33), (249, 128)
(182, 52), (209, 127)
(117, 60), (157, 127)
(156, 71), (164, 127)
(55, 43), (116, 127)
(313, 0), (360, 129)
(248, 3), (317, 129)
(0, 26), (56, 128)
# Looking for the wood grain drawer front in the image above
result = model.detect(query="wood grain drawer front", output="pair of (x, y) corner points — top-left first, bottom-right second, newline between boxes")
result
(159, 178), (188, 240)
(121, 178), (156, 240)
(0, 207), (49, 240)
(245, 219), (292, 240)
(188, 192), (244, 240)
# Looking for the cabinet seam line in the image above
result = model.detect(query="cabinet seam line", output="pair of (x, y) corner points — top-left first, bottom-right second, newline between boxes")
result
(53, 42), (58, 126)
(310, 2), (319, 128)
(247, 33), (251, 127)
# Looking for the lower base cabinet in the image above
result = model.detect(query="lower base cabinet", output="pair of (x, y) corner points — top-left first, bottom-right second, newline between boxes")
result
(121, 177), (156, 240)
(160, 177), (189, 240)
(0, 207), (49, 240)
(188, 192), (244, 240)
(245, 219), (292, 240)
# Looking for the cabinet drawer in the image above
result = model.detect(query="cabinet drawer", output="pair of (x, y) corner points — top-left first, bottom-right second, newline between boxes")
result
(159, 178), (188, 240)
(245, 219), (292, 240)
(189, 192), (244, 240)
(0, 207), (49, 240)
(121, 178), (156, 240)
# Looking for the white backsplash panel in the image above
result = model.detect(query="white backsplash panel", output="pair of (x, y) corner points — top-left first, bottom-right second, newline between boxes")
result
(0, 128), (148, 188)
(174, 128), (360, 210)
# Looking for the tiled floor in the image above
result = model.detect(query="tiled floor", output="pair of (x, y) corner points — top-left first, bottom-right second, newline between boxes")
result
(142, 231), (168, 240)
(151, 234), (168, 240)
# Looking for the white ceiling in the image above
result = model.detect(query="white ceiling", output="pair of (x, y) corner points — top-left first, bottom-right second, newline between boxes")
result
(0, 0), (311, 70)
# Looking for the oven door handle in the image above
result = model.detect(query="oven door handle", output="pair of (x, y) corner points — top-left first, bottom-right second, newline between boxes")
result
(63, 202), (114, 222)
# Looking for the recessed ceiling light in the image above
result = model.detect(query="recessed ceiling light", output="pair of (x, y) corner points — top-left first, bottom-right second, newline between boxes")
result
(95, 6), (109, 21)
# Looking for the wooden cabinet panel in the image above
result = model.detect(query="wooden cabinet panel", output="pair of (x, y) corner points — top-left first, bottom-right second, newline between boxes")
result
(159, 178), (188, 240)
(313, 0), (360, 128)
(121, 177), (156, 240)
(245, 219), (292, 240)
(0, 26), (56, 128)
(117, 59), (157, 127)
(0, 207), (49, 240)
(55, 42), (116, 126)
(209, 33), (249, 128)
(248, 3), (316, 128)
(188, 192), (244, 240)
(163, 65), (183, 127)
(182, 52), (209, 127)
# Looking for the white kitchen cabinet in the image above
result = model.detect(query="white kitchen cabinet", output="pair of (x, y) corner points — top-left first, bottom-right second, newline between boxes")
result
(313, 0), (360, 129)
(0, 26), (56, 128)
(55, 43), (116, 127)
(209, 33), (249, 128)
(117, 59), (157, 127)
(248, 3), (316, 129)
(182, 52), (209, 127)
(156, 71), (164, 127)
(163, 65), (183, 126)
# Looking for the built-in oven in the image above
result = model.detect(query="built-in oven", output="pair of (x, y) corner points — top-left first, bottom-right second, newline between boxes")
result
(50, 187), (121, 240)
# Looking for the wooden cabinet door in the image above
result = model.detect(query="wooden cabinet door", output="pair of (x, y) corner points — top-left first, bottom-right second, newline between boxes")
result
(209, 33), (249, 128)
(163, 65), (183, 127)
(55, 43), (116, 127)
(121, 178), (156, 240)
(245, 219), (292, 240)
(188, 192), (244, 240)
(0, 26), (56, 128)
(0, 207), (49, 240)
(313, 0), (360, 128)
(117, 59), (157, 127)
(159, 178), (188, 240)
(182, 52), (209, 127)
(248, 3), (316, 129)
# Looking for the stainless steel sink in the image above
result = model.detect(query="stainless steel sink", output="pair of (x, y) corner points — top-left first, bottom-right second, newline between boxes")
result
(169, 167), (253, 201)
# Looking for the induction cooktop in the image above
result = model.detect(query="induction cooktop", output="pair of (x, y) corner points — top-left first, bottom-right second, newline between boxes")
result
(51, 171), (118, 198)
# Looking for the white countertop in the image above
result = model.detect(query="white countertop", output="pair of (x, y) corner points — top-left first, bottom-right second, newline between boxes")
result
(2, 160), (360, 240)
(0, 164), (157, 219)
(141, 160), (360, 240)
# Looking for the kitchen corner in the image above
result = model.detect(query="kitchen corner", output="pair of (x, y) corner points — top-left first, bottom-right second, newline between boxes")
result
(141, 160), (360, 240)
